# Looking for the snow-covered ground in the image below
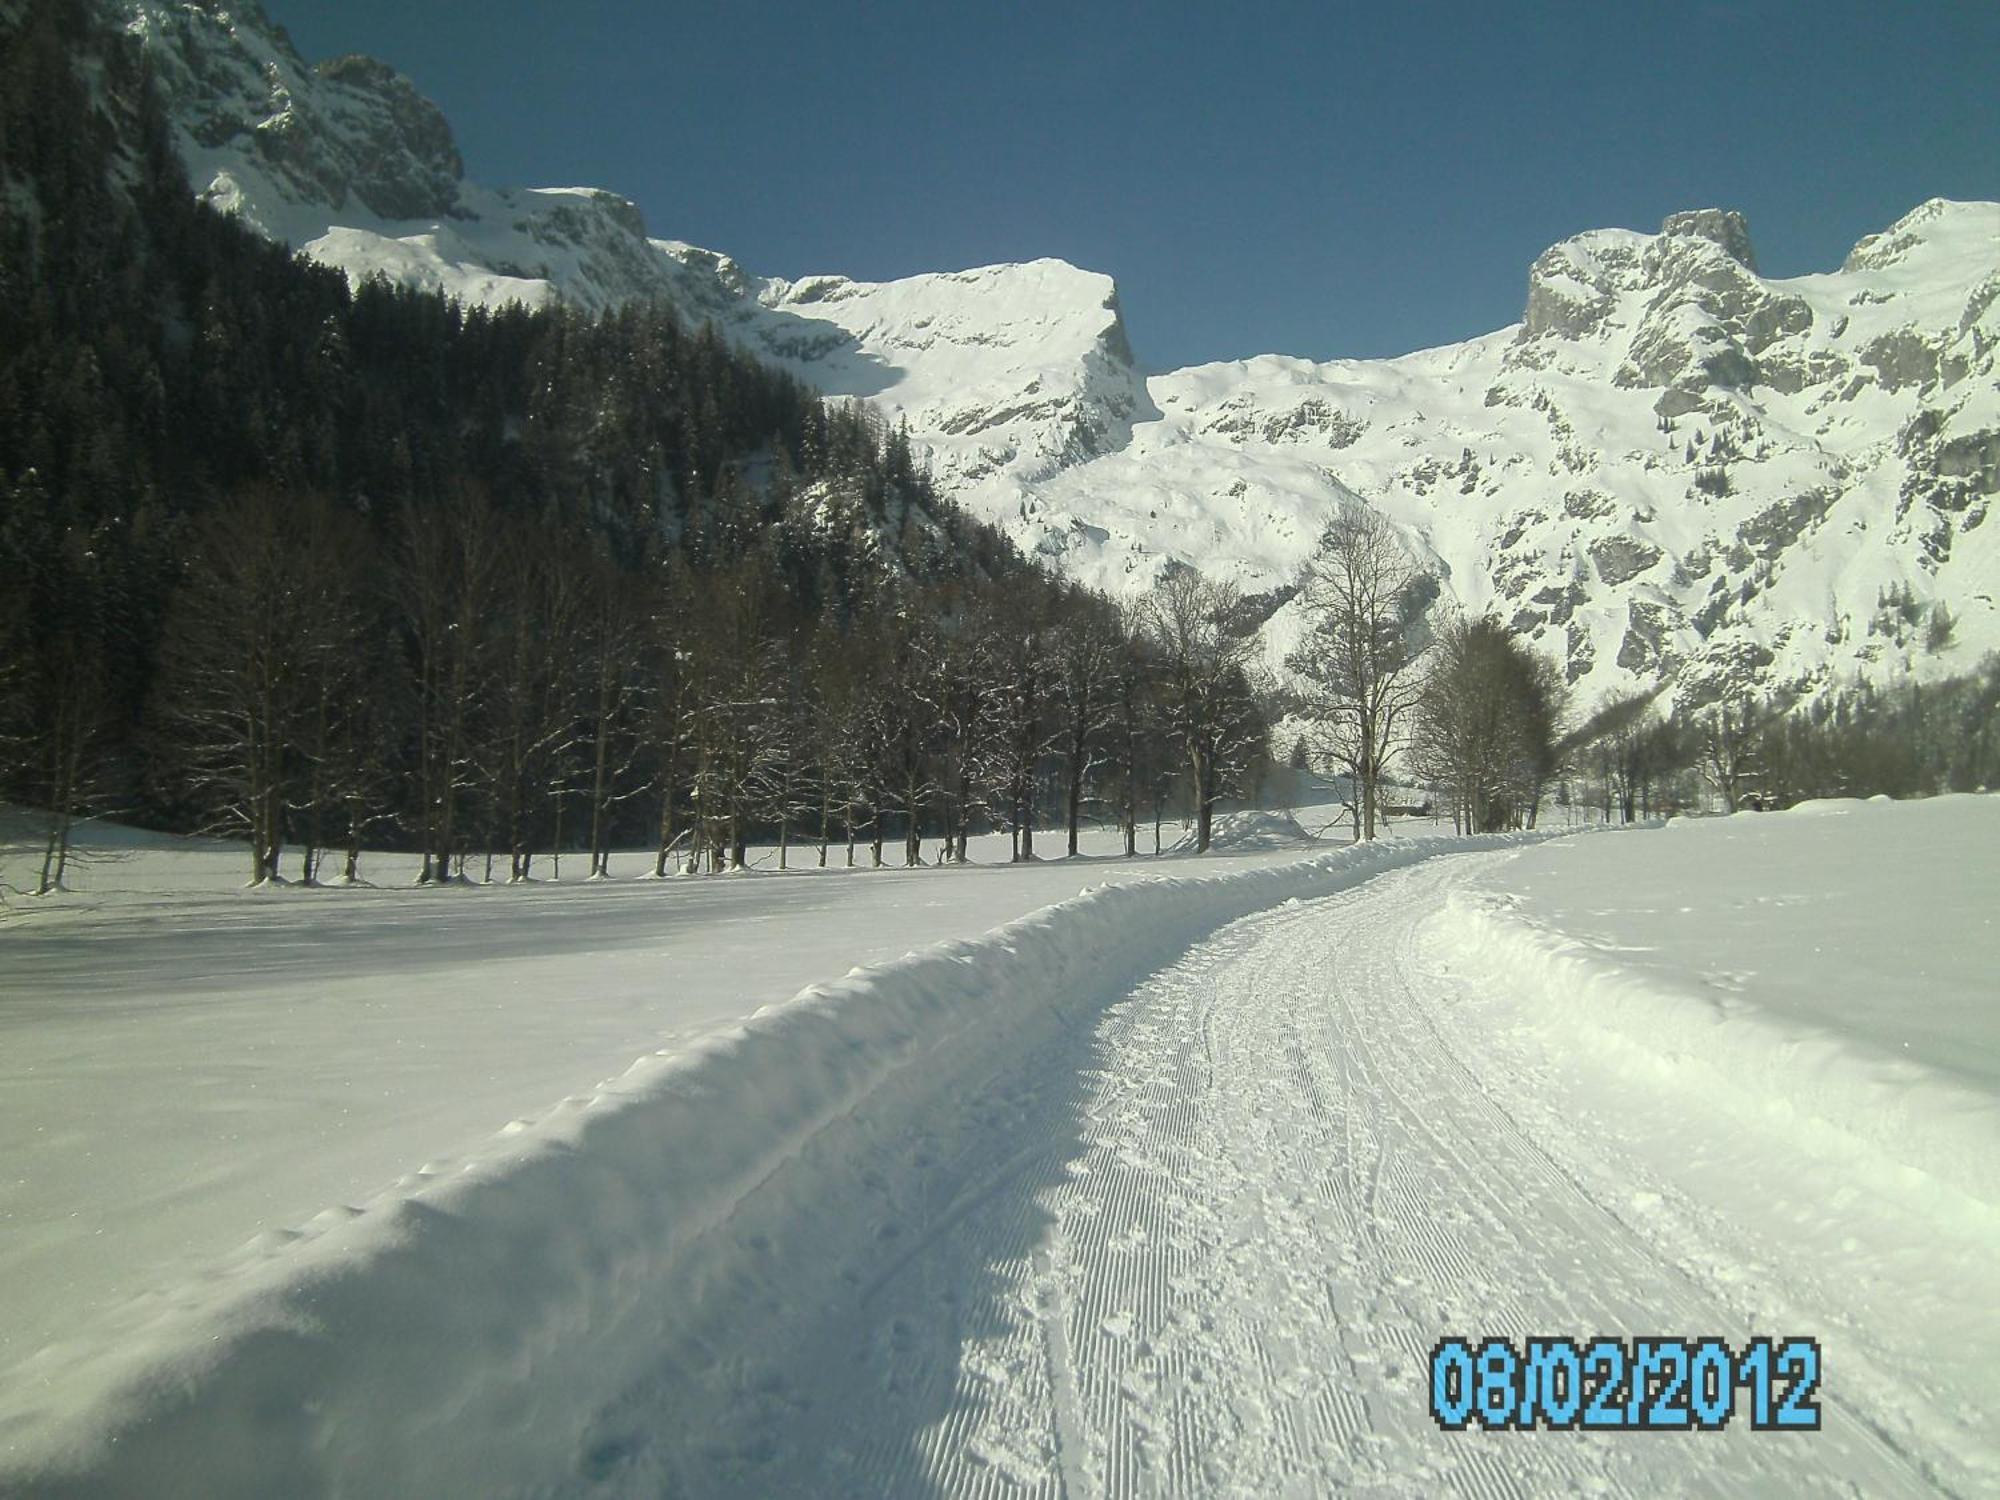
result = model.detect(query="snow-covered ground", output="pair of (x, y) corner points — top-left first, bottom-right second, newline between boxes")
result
(2, 796), (1992, 1495)
(1427, 794), (2000, 1492)
(0, 806), (1342, 1475)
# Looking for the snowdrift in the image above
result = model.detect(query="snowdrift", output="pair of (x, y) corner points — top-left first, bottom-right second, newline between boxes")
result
(1, 831), (1547, 1497)
(1172, 808), (1320, 852)
(1431, 888), (2000, 1213)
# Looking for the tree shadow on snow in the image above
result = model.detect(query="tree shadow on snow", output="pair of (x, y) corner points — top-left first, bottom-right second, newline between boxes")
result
(569, 938), (1205, 1499)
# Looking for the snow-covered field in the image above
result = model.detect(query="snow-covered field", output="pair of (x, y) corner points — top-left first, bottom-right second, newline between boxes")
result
(2, 795), (1993, 1495)
(1428, 794), (2000, 1492)
(0, 811), (1332, 1422)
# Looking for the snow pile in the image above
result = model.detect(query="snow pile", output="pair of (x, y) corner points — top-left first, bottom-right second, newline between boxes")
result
(1429, 795), (2000, 1209)
(1425, 797), (2000, 1489)
(0, 830), (1546, 1497)
(1173, 809), (1319, 851)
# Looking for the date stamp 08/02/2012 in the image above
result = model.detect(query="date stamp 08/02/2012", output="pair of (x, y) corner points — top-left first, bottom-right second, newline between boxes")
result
(1429, 1334), (1822, 1433)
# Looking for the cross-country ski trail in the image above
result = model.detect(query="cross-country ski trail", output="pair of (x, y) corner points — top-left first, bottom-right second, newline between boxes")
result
(588, 851), (1950, 1497)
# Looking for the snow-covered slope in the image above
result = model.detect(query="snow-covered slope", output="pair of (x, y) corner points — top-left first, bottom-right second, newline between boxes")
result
(119, 0), (1152, 503)
(1027, 201), (2000, 709)
(122, 0), (1999, 708)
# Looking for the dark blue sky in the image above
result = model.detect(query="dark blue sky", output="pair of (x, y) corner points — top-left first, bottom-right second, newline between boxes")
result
(264, 0), (1998, 370)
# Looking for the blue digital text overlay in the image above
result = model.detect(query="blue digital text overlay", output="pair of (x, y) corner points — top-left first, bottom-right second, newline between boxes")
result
(1429, 1334), (1822, 1432)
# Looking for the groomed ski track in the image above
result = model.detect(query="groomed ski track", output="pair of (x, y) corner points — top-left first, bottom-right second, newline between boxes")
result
(617, 852), (1933, 1498)
(10, 837), (1959, 1497)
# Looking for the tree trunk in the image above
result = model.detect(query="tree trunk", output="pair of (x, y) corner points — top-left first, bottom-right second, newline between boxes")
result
(1192, 749), (1213, 853)
(653, 778), (677, 878)
(1359, 746), (1377, 841)
(38, 807), (70, 896)
(588, 717), (612, 878)
(1065, 753), (1084, 857)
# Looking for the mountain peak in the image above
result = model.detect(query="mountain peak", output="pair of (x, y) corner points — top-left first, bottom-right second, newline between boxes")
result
(1843, 197), (2000, 274)
(1659, 208), (1757, 271)
(130, 0), (463, 222)
(110, 0), (1999, 714)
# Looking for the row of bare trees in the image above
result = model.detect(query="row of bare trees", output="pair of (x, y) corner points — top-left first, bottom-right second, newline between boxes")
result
(1598, 659), (2000, 818)
(1286, 503), (1605, 835)
(6, 487), (1276, 889)
(1284, 501), (1999, 829)
(1408, 616), (1568, 831)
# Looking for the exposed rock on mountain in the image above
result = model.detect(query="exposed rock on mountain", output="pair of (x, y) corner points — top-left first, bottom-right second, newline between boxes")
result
(119, 0), (1999, 711)
(1005, 199), (1998, 709)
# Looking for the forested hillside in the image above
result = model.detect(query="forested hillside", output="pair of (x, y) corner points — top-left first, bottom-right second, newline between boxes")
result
(0, 0), (1269, 889)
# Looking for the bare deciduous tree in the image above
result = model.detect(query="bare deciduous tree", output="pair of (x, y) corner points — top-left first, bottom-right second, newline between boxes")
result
(1051, 592), (1123, 856)
(397, 483), (503, 884)
(980, 586), (1057, 862)
(1287, 504), (1432, 841)
(155, 489), (366, 885)
(1691, 699), (1764, 812)
(1136, 568), (1262, 853)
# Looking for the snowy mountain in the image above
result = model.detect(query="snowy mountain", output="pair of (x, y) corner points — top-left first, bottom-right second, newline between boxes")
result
(123, 0), (1999, 709)
(1020, 200), (2000, 709)
(120, 0), (1152, 501)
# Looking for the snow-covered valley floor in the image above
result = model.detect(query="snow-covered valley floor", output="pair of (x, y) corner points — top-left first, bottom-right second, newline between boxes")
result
(2, 799), (1993, 1495)
(0, 817), (1320, 1423)
(595, 834), (1991, 1498)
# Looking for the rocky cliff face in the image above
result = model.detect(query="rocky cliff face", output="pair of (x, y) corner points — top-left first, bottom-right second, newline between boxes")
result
(1018, 199), (1998, 709)
(122, 0), (698, 312)
(117, 0), (1153, 521)
(129, 1), (460, 224)
(118, 0), (1998, 712)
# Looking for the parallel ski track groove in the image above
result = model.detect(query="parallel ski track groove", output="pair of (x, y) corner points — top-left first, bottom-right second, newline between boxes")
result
(615, 852), (1946, 1498)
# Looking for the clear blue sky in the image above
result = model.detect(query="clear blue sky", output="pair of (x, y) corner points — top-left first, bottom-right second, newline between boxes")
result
(263, 0), (1998, 370)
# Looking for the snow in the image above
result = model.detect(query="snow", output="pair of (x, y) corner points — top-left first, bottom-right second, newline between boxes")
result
(4, 797), (1993, 1493)
(1439, 794), (2000, 1146)
(0, 816), (1313, 1396)
(1425, 793), (2000, 1492)
(735, 852), (1953, 1496)
(0, 823), (1522, 1494)
(1173, 807), (1319, 850)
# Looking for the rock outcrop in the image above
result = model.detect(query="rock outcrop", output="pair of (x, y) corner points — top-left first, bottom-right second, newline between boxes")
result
(116, 0), (2000, 712)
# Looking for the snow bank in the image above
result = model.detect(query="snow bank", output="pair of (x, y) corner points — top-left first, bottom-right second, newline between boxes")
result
(0, 831), (1545, 1497)
(1781, 796), (1872, 816)
(1174, 808), (1319, 851)
(1431, 802), (2000, 1212)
